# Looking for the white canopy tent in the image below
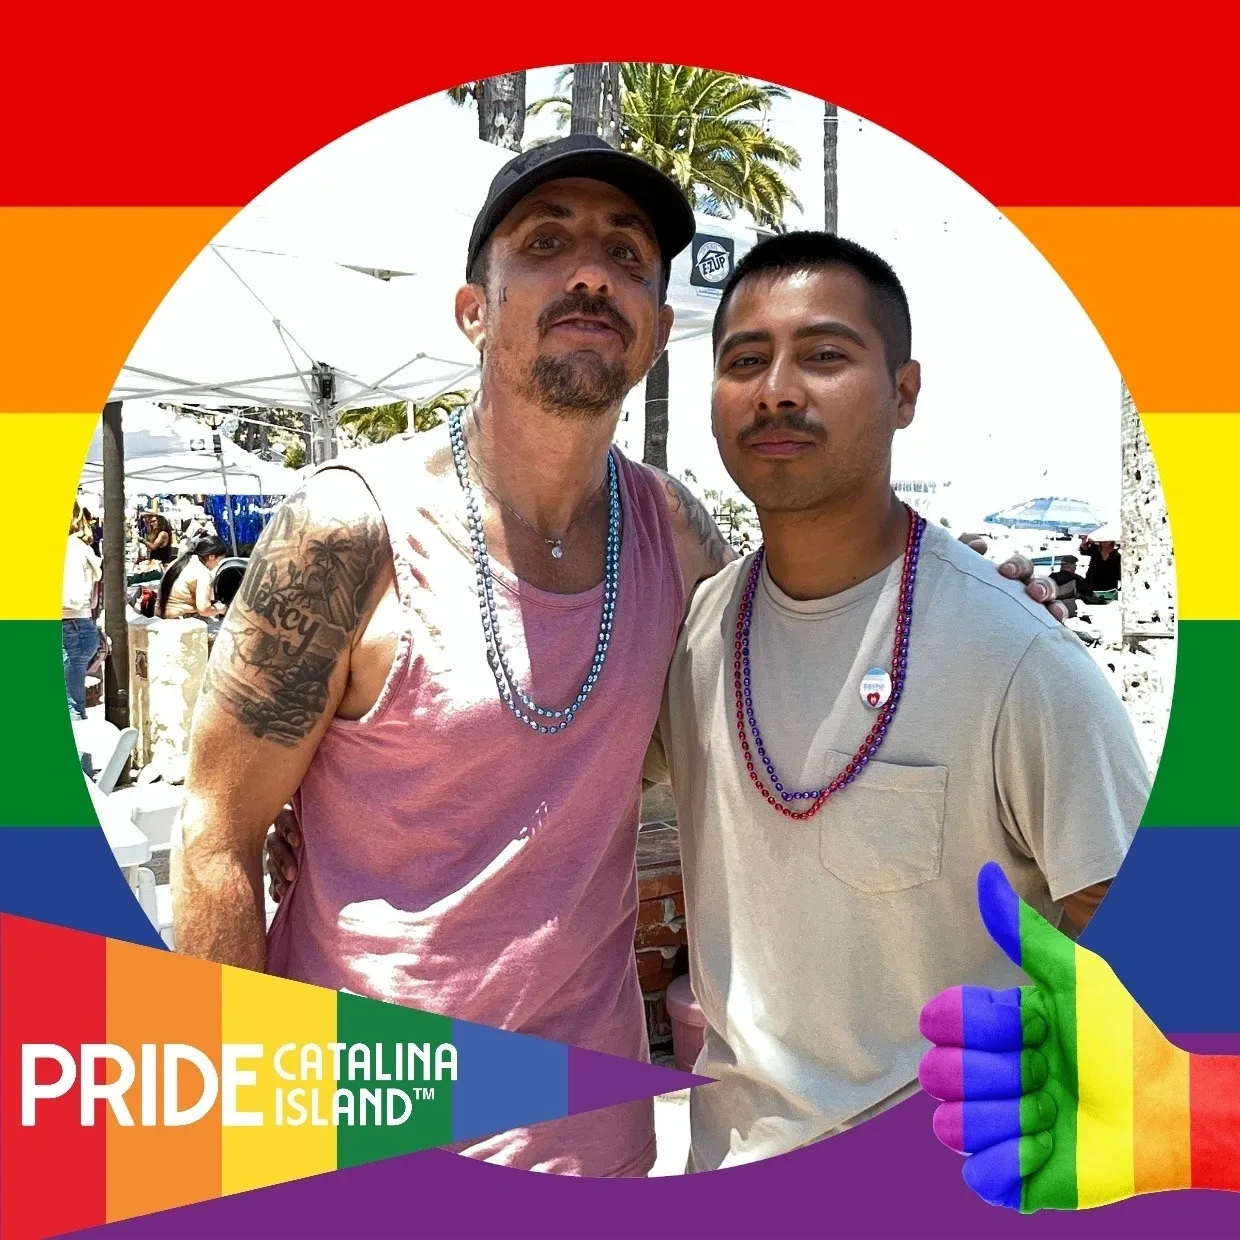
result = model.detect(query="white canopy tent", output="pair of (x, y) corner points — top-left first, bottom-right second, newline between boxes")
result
(212, 105), (760, 344)
(113, 247), (482, 459)
(111, 102), (760, 461)
(79, 401), (299, 498)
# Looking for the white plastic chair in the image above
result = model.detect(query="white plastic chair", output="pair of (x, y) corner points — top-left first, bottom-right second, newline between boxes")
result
(72, 718), (138, 794)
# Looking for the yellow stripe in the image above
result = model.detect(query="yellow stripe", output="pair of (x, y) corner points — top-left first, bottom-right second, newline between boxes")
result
(1076, 946), (1136, 1206)
(220, 966), (337, 1195)
(1143, 412), (1240, 620)
(0, 414), (100, 619)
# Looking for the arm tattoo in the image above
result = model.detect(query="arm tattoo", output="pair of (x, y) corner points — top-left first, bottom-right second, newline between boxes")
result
(202, 491), (388, 746)
(655, 470), (735, 574)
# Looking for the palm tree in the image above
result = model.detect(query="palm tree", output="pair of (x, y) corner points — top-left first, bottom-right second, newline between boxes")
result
(531, 65), (800, 228)
(337, 389), (475, 445)
(530, 64), (802, 469)
(448, 75), (526, 151)
(570, 63), (603, 135)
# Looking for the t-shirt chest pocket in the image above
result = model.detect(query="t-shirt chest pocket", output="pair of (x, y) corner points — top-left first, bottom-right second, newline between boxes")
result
(817, 755), (948, 893)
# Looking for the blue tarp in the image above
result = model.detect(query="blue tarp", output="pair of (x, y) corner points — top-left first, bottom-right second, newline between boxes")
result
(204, 494), (283, 552)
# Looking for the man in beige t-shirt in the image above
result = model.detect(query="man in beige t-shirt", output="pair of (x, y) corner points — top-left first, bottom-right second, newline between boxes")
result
(647, 232), (1148, 1172)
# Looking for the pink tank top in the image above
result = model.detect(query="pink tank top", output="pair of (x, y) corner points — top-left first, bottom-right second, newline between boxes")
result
(266, 426), (685, 1177)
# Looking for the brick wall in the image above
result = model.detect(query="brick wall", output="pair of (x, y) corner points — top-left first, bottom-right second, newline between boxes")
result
(635, 818), (687, 1048)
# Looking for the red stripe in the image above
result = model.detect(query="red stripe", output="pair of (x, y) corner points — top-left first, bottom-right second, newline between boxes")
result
(0, 914), (107, 1239)
(1189, 1054), (1240, 1191)
(0, 8), (1236, 207)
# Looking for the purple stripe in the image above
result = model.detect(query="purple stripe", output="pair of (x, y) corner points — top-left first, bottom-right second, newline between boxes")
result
(566, 1045), (708, 1115)
(78, 1090), (1240, 1238)
(1167, 1033), (1240, 1055)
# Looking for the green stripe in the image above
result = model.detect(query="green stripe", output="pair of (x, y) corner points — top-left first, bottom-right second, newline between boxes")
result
(335, 992), (454, 1169)
(1020, 901), (1077, 1211)
(1019, 1089), (1055, 1136)
(1143, 620), (1240, 826)
(0, 621), (95, 826)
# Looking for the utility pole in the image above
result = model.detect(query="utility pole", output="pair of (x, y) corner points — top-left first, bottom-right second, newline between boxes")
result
(823, 102), (839, 234)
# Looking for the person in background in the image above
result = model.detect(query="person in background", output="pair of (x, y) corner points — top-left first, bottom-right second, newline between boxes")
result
(63, 502), (102, 720)
(158, 536), (230, 620)
(1048, 553), (1101, 617)
(1078, 533), (1120, 592)
(81, 507), (103, 557)
(141, 512), (175, 565)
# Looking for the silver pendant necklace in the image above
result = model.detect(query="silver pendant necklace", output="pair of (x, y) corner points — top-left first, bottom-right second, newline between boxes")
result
(465, 446), (607, 559)
(448, 410), (621, 733)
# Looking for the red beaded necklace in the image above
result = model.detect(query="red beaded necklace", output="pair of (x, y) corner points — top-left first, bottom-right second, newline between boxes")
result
(733, 505), (926, 821)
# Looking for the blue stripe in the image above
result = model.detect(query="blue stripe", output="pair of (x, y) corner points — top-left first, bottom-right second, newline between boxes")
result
(1081, 826), (1240, 1031)
(449, 1018), (568, 1143)
(0, 827), (163, 947)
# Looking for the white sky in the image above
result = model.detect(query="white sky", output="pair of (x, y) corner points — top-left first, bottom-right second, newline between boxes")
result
(370, 69), (1122, 529)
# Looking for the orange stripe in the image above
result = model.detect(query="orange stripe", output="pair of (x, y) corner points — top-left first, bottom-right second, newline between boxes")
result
(105, 939), (223, 1222)
(1132, 1003), (1191, 1193)
(1000, 207), (1240, 413)
(0, 207), (236, 413)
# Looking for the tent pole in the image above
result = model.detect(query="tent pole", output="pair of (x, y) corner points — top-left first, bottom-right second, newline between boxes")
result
(311, 362), (337, 465)
(213, 430), (240, 556)
(101, 401), (130, 730)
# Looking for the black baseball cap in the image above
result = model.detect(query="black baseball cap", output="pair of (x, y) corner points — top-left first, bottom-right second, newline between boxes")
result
(466, 134), (696, 284)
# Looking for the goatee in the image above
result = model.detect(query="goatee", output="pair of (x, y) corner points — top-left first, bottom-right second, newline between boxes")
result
(528, 352), (628, 420)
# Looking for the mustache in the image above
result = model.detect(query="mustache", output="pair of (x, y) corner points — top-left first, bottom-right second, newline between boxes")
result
(737, 410), (828, 447)
(538, 292), (634, 347)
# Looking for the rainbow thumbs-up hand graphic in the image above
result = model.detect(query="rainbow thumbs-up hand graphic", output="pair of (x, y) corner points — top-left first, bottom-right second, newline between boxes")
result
(918, 863), (1240, 1212)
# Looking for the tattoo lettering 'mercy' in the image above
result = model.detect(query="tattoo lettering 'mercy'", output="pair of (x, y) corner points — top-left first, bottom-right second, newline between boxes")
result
(202, 492), (387, 747)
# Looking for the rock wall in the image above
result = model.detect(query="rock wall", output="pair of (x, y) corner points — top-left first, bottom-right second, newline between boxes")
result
(128, 618), (208, 781)
(1121, 381), (1176, 635)
(1117, 379), (1177, 777)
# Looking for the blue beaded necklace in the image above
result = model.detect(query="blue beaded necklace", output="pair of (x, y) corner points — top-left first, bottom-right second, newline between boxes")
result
(448, 409), (621, 734)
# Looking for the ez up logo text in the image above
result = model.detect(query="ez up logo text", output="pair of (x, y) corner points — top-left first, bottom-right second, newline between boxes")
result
(22, 1041), (458, 1128)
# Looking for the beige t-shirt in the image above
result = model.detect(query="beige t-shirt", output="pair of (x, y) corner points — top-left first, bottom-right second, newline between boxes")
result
(649, 520), (1148, 1171)
(162, 557), (213, 619)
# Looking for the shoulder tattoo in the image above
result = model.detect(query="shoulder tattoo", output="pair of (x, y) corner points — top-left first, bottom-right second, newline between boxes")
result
(654, 469), (734, 575)
(201, 489), (388, 746)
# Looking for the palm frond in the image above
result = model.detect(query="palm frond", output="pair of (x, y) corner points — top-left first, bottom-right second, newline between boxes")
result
(526, 63), (802, 229)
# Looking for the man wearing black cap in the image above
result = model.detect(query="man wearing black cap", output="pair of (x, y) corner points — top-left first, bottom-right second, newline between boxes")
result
(174, 136), (731, 1179)
(180, 137), (1062, 1178)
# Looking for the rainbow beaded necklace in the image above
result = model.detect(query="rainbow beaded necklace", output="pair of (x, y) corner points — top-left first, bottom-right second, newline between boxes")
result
(734, 504), (927, 821)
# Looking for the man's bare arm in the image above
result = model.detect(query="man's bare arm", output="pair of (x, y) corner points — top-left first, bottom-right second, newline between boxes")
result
(1061, 879), (1111, 932)
(647, 467), (736, 608)
(172, 470), (391, 969)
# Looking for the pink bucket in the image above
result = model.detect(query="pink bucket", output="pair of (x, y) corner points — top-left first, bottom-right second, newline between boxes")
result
(665, 973), (706, 1074)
